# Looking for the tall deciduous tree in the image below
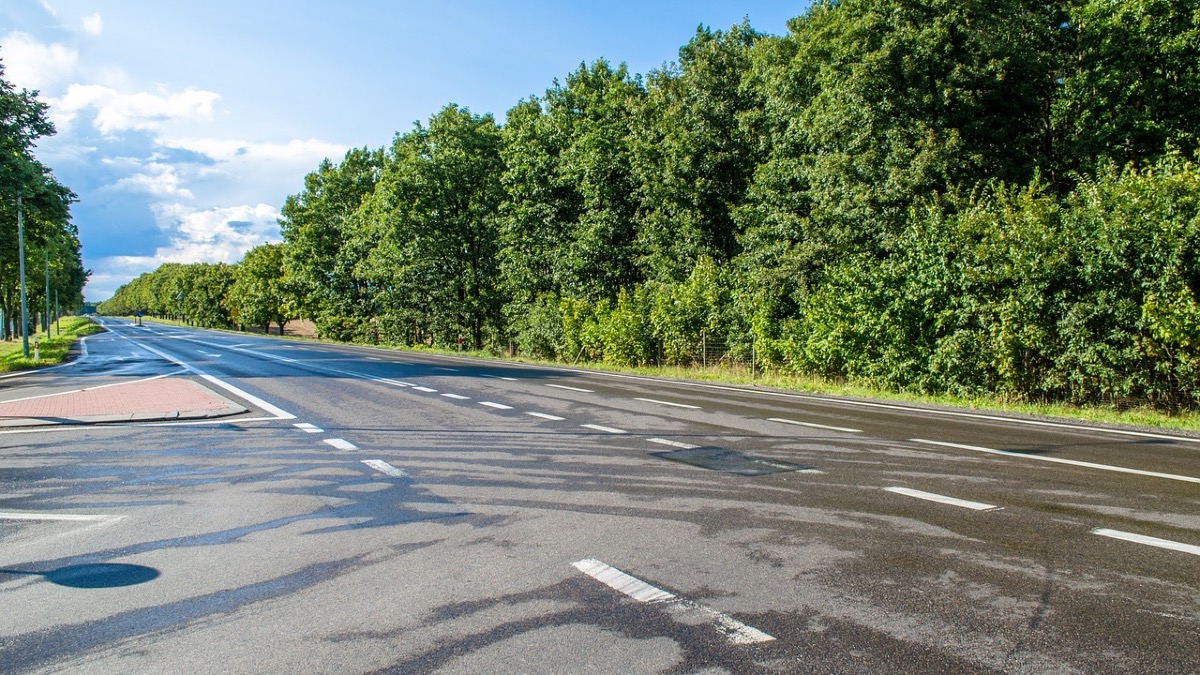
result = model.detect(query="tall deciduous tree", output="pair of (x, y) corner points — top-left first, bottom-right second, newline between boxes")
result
(229, 243), (293, 334)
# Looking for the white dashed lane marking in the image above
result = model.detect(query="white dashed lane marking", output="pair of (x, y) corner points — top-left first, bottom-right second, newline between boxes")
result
(547, 384), (594, 393)
(527, 412), (565, 421)
(412, 386), (438, 393)
(572, 559), (775, 645)
(362, 459), (408, 478)
(480, 401), (513, 410)
(294, 423), (323, 434)
(441, 393), (470, 400)
(647, 438), (699, 449)
(324, 438), (358, 451)
(634, 398), (700, 410)
(582, 424), (627, 434)
(883, 486), (1002, 511)
(769, 418), (862, 434)
(1093, 529), (1200, 556)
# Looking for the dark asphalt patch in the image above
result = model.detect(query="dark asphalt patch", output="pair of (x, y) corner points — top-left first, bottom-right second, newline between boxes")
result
(652, 446), (817, 476)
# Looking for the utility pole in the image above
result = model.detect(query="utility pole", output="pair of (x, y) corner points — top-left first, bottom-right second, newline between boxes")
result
(17, 191), (30, 358)
(44, 250), (51, 339)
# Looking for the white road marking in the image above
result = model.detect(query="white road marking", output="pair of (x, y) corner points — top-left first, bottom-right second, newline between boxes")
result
(362, 459), (408, 478)
(482, 374), (519, 381)
(634, 398), (700, 410)
(0, 511), (122, 522)
(883, 486), (1002, 511)
(547, 384), (594, 393)
(201, 352), (223, 358)
(480, 401), (513, 410)
(379, 378), (410, 387)
(441, 393), (470, 400)
(324, 438), (358, 451)
(130, 341), (296, 420)
(911, 439), (1200, 484)
(572, 559), (775, 645)
(582, 424), (627, 434)
(433, 367), (460, 372)
(293, 423), (323, 433)
(1093, 529), (1200, 556)
(412, 386), (438, 393)
(527, 412), (565, 421)
(647, 438), (699, 449)
(769, 418), (862, 434)
(0, 371), (179, 403)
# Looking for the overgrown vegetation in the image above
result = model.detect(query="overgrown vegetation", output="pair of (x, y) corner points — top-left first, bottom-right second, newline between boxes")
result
(101, 0), (1200, 413)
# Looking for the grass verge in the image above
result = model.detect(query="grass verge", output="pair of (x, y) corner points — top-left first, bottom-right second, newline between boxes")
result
(0, 316), (103, 372)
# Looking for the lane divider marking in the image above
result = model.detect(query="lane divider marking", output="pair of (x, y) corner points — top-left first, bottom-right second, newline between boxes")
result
(547, 384), (594, 393)
(324, 438), (358, 451)
(433, 367), (460, 372)
(480, 401), (513, 410)
(412, 386), (438, 393)
(883, 486), (1002, 512)
(441, 393), (470, 400)
(129, 341), (296, 420)
(769, 418), (862, 434)
(911, 439), (1200, 485)
(1093, 528), (1200, 557)
(293, 423), (323, 434)
(0, 511), (123, 522)
(582, 424), (627, 434)
(362, 459), (408, 478)
(648, 438), (699, 449)
(527, 412), (565, 421)
(635, 398), (700, 410)
(482, 374), (519, 381)
(572, 559), (775, 645)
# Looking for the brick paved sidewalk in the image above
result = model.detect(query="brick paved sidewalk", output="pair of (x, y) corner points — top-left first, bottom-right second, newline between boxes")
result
(0, 377), (247, 426)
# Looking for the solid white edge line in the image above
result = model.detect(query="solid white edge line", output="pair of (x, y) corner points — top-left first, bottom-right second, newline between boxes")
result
(911, 439), (1200, 484)
(634, 398), (700, 410)
(0, 511), (122, 522)
(582, 424), (627, 434)
(480, 401), (513, 410)
(527, 412), (565, 421)
(572, 559), (775, 644)
(769, 417), (862, 434)
(362, 459), (408, 478)
(1092, 528), (1200, 556)
(647, 438), (699, 449)
(547, 384), (594, 393)
(883, 486), (1001, 511)
(324, 438), (358, 451)
(130, 341), (297, 420)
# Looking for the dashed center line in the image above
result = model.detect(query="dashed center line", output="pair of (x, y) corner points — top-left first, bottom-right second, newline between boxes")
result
(647, 438), (699, 449)
(482, 374), (519, 381)
(441, 393), (470, 400)
(480, 401), (513, 410)
(294, 423), (324, 434)
(769, 418), (862, 434)
(547, 384), (594, 393)
(635, 398), (700, 410)
(883, 486), (1002, 511)
(572, 559), (775, 645)
(362, 459), (408, 478)
(527, 412), (565, 421)
(1093, 528), (1200, 556)
(582, 424), (627, 434)
(324, 438), (358, 451)
(412, 386), (438, 393)
(911, 438), (1200, 484)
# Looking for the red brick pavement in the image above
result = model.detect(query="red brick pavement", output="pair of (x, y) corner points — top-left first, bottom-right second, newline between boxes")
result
(0, 377), (242, 423)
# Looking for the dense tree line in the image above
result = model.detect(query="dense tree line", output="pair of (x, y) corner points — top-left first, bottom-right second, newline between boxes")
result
(1, 58), (88, 337)
(102, 0), (1200, 410)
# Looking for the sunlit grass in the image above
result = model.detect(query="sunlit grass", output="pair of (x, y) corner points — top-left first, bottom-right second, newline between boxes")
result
(0, 316), (103, 372)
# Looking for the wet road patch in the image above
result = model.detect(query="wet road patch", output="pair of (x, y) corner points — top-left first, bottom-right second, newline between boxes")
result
(651, 446), (818, 476)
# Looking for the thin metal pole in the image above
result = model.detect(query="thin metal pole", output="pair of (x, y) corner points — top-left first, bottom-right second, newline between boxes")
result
(44, 250), (51, 339)
(18, 191), (29, 358)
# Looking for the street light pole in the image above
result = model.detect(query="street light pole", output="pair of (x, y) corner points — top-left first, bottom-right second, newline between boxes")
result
(17, 191), (30, 358)
(44, 250), (51, 339)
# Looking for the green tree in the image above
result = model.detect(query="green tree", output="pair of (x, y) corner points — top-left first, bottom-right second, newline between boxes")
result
(228, 243), (293, 334)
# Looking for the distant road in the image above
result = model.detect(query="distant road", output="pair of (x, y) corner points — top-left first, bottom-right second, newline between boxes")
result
(1, 318), (1197, 673)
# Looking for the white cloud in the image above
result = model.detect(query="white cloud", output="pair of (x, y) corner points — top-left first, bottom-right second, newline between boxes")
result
(39, 0), (57, 17)
(112, 162), (194, 199)
(53, 83), (220, 134)
(80, 13), (103, 36)
(160, 137), (348, 165)
(1, 31), (79, 91)
(152, 202), (282, 261)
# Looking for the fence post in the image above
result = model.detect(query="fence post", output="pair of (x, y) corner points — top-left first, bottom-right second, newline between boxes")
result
(702, 330), (707, 368)
(751, 334), (756, 380)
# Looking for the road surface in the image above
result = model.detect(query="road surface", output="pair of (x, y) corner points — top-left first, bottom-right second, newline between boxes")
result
(1, 318), (1197, 673)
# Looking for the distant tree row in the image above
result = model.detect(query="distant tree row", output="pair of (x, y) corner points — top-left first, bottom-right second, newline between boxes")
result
(0, 59), (88, 335)
(102, 0), (1200, 409)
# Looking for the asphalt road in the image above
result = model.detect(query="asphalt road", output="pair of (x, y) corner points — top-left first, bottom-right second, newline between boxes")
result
(1, 318), (1197, 673)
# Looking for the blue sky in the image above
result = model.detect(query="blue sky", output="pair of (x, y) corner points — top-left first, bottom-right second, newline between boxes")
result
(2, 1), (805, 302)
